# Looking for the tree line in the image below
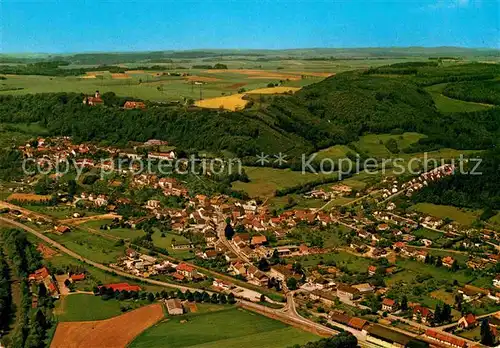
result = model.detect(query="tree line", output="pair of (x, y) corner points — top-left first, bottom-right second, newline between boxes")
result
(1, 228), (52, 348)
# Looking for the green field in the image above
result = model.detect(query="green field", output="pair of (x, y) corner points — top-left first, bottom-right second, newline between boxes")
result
(232, 166), (338, 198)
(351, 132), (426, 158)
(55, 294), (124, 321)
(412, 228), (443, 241)
(0, 58), (415, 103)
(425, 83), (493, 114)
(293, 250), (372, 272)
(81, 219), (146, 240)
(151, 231), (194, 260)
(313, 145), (352, 161)
(488, 212), (500, 227)
(49, 228), (125, 264)
(390, 259), (473, 285)
(129, 307), (317, 348)
(457, 326), (481, 341)
(410, 203), (482, 226)
(23, 205), (98, 219)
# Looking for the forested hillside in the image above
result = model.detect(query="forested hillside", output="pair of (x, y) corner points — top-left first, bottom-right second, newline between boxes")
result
(0, 93), (312, 157)
(443, 80), (500, 106)
(0, 62), (499, 160)
(412, 148), (500, 211)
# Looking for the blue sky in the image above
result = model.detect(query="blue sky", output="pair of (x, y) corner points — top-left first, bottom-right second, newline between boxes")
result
(1, 0), (498, 53)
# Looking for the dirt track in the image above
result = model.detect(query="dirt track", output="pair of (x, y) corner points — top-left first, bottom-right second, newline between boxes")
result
(50, 303), (164, 348)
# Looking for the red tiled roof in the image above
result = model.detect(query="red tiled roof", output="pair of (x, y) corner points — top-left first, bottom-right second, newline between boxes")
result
(425, 330), (467, 348)
(70, 273), (86, 281)
(348, 317), (368, 330)
(177, 263), (195, 272)
(56, 225), (71, 233)
(251, 235), (267, 245)
(173, 272), (185, 280)
(382, 298), (396, 307)
(48, 282), (57, 292)
(29, 267), (50, 280)
(413, 305), (433, 317)
(123, 101), (146, 109)
(87, 96), (103, 104)
(464, 313), (476, 325)
(100, 282), (141, 292)
(443, 256), (455, 265)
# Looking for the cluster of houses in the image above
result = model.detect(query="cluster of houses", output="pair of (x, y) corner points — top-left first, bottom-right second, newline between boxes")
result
(113, 248), (205, 282)
(17, 136), (176, 174)
(379, 164), (455, 200)
(18, 136), (116, 161)
(304, 184), (354, 201)
(28, 267), (60, 300)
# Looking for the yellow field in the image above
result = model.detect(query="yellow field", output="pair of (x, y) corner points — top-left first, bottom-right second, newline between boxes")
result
(204, 69), (303, 80)
(111, 73), (130, 79)
(7, 193), (52, 202)
(195, 94), (248, 111)
(247, 87), (301, 94)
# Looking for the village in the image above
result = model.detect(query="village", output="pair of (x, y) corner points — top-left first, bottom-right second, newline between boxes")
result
(1, 135), (499, 348)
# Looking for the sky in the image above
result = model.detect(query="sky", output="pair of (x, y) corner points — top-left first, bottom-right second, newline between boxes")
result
(0, 0), (498, 53)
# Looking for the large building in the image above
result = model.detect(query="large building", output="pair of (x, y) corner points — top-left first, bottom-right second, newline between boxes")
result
(83, 91), (104, 106)
(166, 299), (183, 315)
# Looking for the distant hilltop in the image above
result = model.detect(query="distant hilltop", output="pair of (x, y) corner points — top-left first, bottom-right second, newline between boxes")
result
(1, 47), (499, 65)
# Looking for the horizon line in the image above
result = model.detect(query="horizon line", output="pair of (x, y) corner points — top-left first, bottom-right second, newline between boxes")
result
(1, 45), (499, 56)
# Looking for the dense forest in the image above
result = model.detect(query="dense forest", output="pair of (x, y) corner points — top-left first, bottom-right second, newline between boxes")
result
(367, 62), (500, 86)
(0, 248), (12, 335)
(443, 80), (500, 106)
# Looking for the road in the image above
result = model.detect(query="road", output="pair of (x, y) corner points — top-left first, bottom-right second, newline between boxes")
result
(0, 200), (55, 222)
(0, 216), (348, 340)
(216, 220), (251, 263)
(59, 213), (121, 225)
(0, 216), (205, 293)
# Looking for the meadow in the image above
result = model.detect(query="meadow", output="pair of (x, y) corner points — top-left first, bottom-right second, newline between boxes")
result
(390, 259), (473, 285)
(351, 132), (426, 158)
(80, 219), (146, 240)
(54, 294), (125, 321)
(129, 307), (318, 348)
(23, 204), (99, 219)
(151, 230), (194, 260)
(425, 83), (493, 114)
(409, 203), (482, 226)
(292, 250), (372, 272)
(79, 219), (194, 259)
(232, 166), (338, 198)
(49, 228), (125, 264)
